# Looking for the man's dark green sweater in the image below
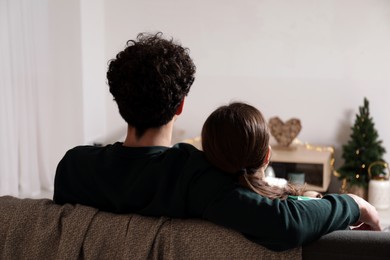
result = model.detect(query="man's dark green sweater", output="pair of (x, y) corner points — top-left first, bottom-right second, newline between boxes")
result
(54, 142), (359, 251)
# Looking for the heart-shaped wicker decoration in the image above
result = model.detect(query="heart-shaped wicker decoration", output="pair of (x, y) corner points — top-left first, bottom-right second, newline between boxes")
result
(268, 117), (302, 146)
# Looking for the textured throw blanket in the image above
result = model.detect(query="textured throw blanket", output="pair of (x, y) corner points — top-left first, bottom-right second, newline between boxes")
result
(0, 196), (301, 259)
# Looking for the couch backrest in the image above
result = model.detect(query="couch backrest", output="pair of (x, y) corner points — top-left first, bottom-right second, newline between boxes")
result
(0, 196), (301, 259)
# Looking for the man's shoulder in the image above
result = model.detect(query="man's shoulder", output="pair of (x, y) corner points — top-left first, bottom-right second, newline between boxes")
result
(66, 144), (98, 152)
(62, 143), (115, 161)
(171, 142), (202, 153)
(169, 142), (209, 163)
(169, 142), (232, 179)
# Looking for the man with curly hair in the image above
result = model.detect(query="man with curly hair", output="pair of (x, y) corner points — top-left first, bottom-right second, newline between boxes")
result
(53, 32), (380, 251)
(106, 32), (195, 141)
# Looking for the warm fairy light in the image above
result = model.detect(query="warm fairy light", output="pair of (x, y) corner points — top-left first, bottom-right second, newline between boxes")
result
(291, 139), (335, 175)
(356, 174), (360, 179)
(362, 164), (366, 168)
(356, 149), (360, 155)
(330, 158), (335, 167)
(294, 140), (334, 154)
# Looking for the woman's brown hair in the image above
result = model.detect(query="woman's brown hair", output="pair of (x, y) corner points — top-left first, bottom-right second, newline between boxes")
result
(201, 102), (303, 200)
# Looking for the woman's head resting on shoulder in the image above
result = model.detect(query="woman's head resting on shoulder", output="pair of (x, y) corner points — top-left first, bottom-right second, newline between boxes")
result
(201, 102), (270, 175)
(201, 102), (305, 200)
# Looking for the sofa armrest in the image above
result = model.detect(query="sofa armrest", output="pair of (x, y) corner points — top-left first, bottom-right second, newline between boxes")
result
(303, 230), (390, 260)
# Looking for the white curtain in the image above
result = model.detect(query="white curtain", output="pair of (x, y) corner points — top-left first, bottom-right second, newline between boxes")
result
(0, 0), (52, 197)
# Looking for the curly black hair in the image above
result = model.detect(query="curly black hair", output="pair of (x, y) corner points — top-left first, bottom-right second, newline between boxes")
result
(107, 32), (196, 138)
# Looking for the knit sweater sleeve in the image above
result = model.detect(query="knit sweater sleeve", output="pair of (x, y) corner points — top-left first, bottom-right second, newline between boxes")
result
(202, 187), (360, 251)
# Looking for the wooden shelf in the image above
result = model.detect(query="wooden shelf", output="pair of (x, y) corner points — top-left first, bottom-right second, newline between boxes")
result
(270, 144), (334, 192)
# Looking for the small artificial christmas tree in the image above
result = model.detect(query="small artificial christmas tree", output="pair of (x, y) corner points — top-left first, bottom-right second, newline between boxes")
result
(338, 97), (386, 191)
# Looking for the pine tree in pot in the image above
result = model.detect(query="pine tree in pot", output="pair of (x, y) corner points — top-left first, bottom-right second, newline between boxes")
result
(337, 97), (386, 199)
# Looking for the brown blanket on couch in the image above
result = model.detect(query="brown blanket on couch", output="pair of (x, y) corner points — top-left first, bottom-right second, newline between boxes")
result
(0, 196), (301, 259)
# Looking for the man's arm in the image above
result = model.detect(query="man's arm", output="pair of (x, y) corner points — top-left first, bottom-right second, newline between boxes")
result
(347, 193), (381, 231)
(202, 188), (362, 251)
(184, 153), (381, 251)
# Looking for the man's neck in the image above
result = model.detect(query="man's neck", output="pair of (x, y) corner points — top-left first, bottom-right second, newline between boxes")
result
(122, 120), (174, 147)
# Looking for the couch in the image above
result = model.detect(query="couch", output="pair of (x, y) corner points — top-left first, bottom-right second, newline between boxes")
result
(1, 196), (389, 260)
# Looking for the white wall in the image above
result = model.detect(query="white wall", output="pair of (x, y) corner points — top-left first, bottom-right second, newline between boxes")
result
(80, 0), (107, 145)
(47, 0), (84, 175)
(45, 0), (390, 192)
(102, 0), (390, 191)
